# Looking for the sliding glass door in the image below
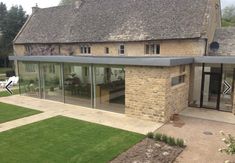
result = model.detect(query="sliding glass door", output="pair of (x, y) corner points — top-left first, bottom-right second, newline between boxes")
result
(18, 62), (40, 98)
(220, 65), (234, 112)
(18, 62), (126, 114)
(40, 63), (64, 102)
(199, 64), (234, 112)
(63, 63), (92, 107)
(94, 66), (125, 113)
(202, 73), (221, 109)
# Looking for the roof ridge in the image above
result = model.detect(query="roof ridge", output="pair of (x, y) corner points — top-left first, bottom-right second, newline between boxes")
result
(39, 4), (72, 11)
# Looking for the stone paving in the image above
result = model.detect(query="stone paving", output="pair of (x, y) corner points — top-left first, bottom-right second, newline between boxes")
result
(0, 95), (163, 134)
(158, 116), (235, 163)
(180, 107), (235, 124)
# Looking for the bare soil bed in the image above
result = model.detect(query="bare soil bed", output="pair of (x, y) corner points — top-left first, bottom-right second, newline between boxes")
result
(110, 138), (183, 163)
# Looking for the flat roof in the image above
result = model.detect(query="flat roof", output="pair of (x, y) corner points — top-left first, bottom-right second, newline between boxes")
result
(10, 55), (235, 66)
(9, 55), (194, 67)
(194, 56), (235, 64)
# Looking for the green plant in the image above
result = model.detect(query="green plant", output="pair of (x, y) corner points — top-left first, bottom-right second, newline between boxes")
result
(176, 138), (185, 147)
(167, 136), (176, 146)
(154, 133), (162, 141)
(219, 131), (235, 156)
(146, 132), (154, 139)
(50, 87), (55, 92)
(161, 134), (168, 143)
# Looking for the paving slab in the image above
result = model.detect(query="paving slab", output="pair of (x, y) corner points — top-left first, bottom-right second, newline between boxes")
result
(0, 112), (59, 132)
(157, 116), (235, 163)
(0, 95), (162, 134)
(180, 107), (235, 124)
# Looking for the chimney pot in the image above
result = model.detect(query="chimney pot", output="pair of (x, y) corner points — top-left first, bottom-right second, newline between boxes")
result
(32, 3), (39, 13)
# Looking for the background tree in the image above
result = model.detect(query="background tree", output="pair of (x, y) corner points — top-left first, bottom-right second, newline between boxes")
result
(0, 4), (27, 67)
(0, 5), (27, 56)
(0, 2), (7, 31)
(222, 5), (235, 27)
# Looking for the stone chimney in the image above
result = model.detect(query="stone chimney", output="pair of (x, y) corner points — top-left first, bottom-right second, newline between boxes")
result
(32, 3), (39, 13)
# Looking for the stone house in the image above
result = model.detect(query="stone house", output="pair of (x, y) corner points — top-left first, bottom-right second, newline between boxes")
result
(10, 0), (235, 123)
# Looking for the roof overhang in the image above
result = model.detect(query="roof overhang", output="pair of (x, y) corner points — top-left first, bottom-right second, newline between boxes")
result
(9, 55), (194, 67)
(194, 56), (235, 64)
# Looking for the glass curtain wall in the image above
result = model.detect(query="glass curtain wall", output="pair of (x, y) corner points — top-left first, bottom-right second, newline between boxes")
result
(220, 65), (234, 112)
(18, 62), (126, 114)
(40, 63), (64, 102)
(189, 64), (203, 107)
(63, 63), (92, 107)
(18, 62), (40, 98)
(190, 63), (234, 113)
(94, 66), (125, 113)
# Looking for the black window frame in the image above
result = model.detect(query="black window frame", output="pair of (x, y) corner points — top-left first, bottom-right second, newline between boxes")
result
(80, 45), (91, 54)
(119, 44), (125, 55)
(171, 75), (185, 87)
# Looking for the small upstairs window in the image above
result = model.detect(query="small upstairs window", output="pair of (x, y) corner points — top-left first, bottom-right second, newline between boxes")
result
(105, 47), (109, 54)
(119, 44), (125, 55)
(145, 44), (160, 55)
(80, 45), (91, 54)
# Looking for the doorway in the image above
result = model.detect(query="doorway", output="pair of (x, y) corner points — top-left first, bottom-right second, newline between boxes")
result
(201, 72), (221, 109)
(200, 64), (234, 112)
(39, 63), (64, 102)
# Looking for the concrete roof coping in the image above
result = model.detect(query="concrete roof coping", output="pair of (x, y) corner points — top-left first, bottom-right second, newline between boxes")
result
(194, 56), (235, 64)
(9, 55), (194, 67)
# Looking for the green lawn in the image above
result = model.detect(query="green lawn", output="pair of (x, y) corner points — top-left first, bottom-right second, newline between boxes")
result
(0, 67), (13, 74)
(0, 116), (144, 163)
(0, 102), (41, 123)
(0, 89), (19, 97)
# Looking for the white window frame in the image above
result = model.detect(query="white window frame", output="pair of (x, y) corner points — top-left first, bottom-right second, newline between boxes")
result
(145, 43), (160, 55)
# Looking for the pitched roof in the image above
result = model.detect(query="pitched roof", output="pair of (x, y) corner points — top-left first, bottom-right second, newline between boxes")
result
(14, 0), (209, 44)
(210, 27), (235, 56)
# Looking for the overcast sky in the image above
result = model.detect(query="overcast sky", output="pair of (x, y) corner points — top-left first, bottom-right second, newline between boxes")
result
(1, 0), (235, 14)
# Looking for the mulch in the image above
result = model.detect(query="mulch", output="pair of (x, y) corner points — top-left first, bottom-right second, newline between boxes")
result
(110, 138), (183, 163)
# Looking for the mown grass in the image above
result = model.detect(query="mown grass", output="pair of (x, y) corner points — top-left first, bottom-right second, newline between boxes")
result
(0, 102), (41, 123)
(0, 89), (19, 97)
(0, 67), (13, 74)
(0, 116), (144, 163)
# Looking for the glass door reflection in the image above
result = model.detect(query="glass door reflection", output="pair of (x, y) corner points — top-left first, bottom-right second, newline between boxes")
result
(40, 63), (64, 102)
(202, 73), (220, 109)
(220, 66), (233, 112)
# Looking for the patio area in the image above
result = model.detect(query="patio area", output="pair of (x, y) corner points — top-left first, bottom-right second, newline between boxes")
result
(157, 113), (235, 163)
(0, 95), (162, 134)
(180, 107), (235, 124)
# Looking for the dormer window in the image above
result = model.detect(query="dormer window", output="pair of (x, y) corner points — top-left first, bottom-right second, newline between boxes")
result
(145, 44), (160, 55)
(80, 45), (91, 54)
(119, 44), (125, 55)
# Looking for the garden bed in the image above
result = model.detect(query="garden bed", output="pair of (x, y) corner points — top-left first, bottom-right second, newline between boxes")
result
(111, 138), (183, 163)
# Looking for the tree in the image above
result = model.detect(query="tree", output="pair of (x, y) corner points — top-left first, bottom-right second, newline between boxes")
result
(222, 5), (235, 27)
(59, 0), (77, 6)
(0, 5), (27, 56)
(0, 2), (7, 31)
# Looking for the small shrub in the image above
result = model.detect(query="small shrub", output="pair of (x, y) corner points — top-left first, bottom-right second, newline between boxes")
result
(161, 134), (168, 143)
(176, 138), (185, 147)
(219, 131), (235, 155)
(5, 70), (15, 77)
(167, 136), (176, 146)
(146, 132), (154, 139)
(50, 87), (55, 92)
(154, 133), (162, 141)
